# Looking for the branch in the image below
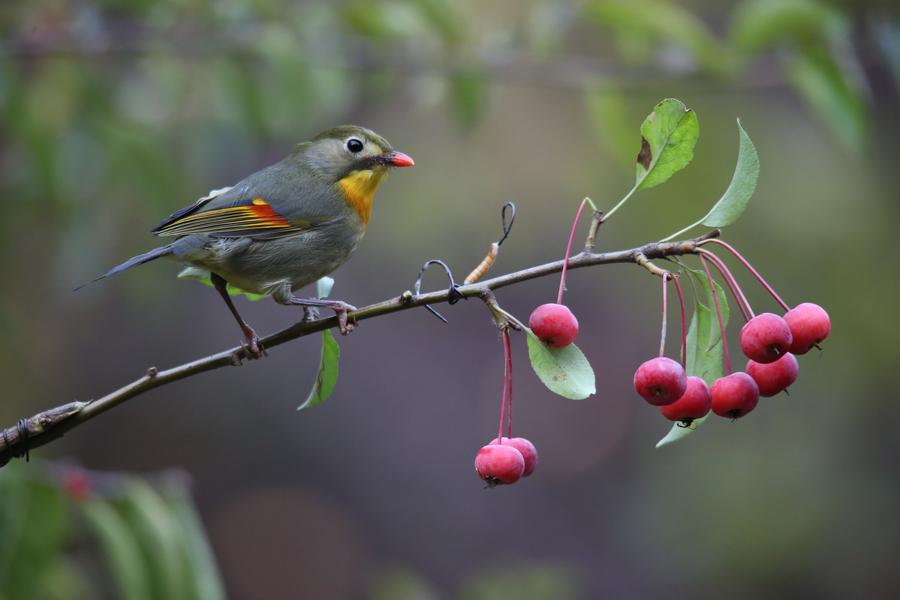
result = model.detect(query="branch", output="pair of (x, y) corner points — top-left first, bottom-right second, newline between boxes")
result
(0, 229), (719, 467)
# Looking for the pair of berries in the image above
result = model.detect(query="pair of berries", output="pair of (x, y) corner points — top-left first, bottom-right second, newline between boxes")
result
(634, 301), (830, 423)
(740, 303), (831, 360)
(475, 437), (538, 486)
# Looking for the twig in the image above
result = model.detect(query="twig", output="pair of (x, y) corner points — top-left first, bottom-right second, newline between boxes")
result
(0, 229), (719, 467)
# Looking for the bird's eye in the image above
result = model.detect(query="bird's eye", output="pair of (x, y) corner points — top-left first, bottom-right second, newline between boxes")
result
(346, 138), (364, 153)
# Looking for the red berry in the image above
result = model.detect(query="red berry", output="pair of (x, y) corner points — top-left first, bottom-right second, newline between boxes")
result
(659, 376), (711, 425)
(746, 353), (799, 397)
(492, 437), (538, 477)
(633, 357), (688, 406)
(784, 303), (831, 354)
(529, 303), (579, 348)
(61, 469), (92, 502)
(711, 372), (759, 419)
(740, 313), (793, 364)
(475, 443), (525, 486)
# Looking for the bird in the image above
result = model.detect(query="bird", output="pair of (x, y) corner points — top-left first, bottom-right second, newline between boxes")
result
(87, 125), (414, 357)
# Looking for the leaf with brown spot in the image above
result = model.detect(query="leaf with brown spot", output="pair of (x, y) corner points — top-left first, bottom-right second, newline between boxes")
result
(634, 98), (699, 190)
(637, 137), (652, 170)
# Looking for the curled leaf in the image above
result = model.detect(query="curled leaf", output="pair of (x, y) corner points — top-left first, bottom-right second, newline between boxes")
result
(701, 119), (759, 228)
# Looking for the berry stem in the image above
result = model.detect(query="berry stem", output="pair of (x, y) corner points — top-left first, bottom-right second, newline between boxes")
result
(697, 249), (754, 321)
(659, 274), (669, 358)
(700, 255), (732, 374)
(557, 198), (591, 305)
(496, 329), (509, 443)
(672, 274), (687, 366)
(504, 328), (513, 439)
(699, 238), (790, 311)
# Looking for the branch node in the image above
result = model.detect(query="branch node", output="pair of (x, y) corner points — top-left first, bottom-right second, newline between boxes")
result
(635, 252), (670, 278)
(146, 366), (158, 378)
(480, 290), (524, 331)
(400, 290), (414, 304)
(583, 210), (605, 252)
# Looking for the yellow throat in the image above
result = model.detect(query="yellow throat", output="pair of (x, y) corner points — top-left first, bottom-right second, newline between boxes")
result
(338, 169), (387, 224)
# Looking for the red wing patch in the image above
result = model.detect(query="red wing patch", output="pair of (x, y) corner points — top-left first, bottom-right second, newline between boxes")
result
(154, 198), (305, 238)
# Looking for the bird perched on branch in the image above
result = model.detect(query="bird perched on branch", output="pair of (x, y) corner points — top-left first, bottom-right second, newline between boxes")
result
(87, 125), (414, 356)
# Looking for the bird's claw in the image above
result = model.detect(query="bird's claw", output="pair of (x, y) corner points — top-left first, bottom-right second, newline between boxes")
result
(241, 331), (268, 360)
(332, 301), (357, 335)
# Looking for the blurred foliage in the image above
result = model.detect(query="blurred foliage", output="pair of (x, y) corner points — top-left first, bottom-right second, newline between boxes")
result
(0, 0), (894, 232)
(1, 1), (899, 598)
(0, 462), (224, 600)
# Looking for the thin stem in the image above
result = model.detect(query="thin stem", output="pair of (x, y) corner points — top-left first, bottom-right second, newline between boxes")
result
(697, 249), (754, 321)
(659, 217), (704, 243)
(504, 329), (513, 439)
(700, 255), (732, 374)
(557, 198), (590, 304)
(497, 329), (509, 443)
(659, 274), (669, 358)
(599, 184), (638, 223)
(699, 239), (790, 311)
(672, 275), (687, 366)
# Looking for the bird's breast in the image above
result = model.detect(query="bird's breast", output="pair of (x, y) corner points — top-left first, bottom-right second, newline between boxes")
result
(337, 168), (386, 224)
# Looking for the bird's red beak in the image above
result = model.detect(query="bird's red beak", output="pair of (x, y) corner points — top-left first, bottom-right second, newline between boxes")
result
(384, 151), (415, 167)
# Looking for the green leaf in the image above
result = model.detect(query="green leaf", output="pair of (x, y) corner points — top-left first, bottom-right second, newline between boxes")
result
(118, 481), (193, 600)
(0, 468), (70, 598)
(449, 71), (488, 129)
(164, 490), (226, 600)
(81, 499), (152, 600)
(785, 46), (867, 153)
(634, 98), (699, 190)
(298, 277), (341, 410)
(298, 330), (341, 410)
(177, 267), (267, 301)
(584, 80), (635, 168)
(589, 0), (732, 74)
(700, 119), (759, 228)
(656, 269), (728, 448)
(526, 330), (596, 400)
(731, 0), (837, 54)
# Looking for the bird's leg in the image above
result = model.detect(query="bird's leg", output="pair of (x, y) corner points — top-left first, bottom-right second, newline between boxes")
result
(278, 295), (357, 335)
(211, 273), (267, 359)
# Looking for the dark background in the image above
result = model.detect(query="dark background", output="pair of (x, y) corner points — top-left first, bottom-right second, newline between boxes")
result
(2, 1), (899, 598)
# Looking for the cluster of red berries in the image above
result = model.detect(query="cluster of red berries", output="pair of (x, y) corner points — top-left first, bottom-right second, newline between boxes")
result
(475, 437), (538, 486)
(472, 199), (594, 488)
(473, 329), (540, 487)
(633, 240), (831, 425)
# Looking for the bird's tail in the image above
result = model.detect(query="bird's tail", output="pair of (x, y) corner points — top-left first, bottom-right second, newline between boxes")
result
(74, 245), (174, 291)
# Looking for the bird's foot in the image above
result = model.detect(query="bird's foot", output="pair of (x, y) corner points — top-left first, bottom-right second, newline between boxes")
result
(284, 296), (357, 334)
(302, 306), (320, 323)
(241, 329), (268, 360)
(329, 301), (357, 335)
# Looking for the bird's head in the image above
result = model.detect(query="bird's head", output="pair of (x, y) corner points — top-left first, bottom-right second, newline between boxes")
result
(300, 125), (414, 181)
(298, 125), (414, 223)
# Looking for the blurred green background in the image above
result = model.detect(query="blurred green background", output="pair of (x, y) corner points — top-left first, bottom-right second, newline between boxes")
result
(1, 0), (899, 598)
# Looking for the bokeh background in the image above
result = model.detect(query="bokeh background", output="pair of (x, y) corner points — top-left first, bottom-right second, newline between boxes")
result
(2, 1), (899, 598)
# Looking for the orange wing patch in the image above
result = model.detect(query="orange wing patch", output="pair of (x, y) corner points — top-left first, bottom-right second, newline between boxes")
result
(154, 198), (302, 238)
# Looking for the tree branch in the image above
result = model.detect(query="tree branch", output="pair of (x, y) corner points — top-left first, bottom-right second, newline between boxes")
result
(0, 230), (719, 467)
